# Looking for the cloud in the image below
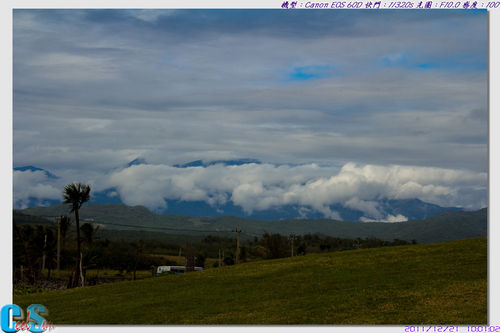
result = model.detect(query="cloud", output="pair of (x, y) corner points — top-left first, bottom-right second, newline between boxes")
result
(100, 162), (486, 217)
(13, 160), (486, 219)
(344, 198), (382, 219)
(13, 170), (61, 209)
(360, 214), (409, 223)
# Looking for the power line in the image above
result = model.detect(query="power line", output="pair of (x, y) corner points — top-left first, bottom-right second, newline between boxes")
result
(89, 221), (235, 234)
(31, 215), (265, 237)
(241, 230), (262, 237)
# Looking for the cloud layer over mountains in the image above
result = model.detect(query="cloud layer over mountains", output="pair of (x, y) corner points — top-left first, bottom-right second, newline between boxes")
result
(13, 161), (487, 221)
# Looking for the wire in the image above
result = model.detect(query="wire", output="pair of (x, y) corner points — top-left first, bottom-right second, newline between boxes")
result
(96, 221), (235, 234)
(35, 215), (264, 236)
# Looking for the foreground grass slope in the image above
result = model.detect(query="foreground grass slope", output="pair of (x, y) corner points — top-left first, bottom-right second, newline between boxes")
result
(14, 238), (487, 325)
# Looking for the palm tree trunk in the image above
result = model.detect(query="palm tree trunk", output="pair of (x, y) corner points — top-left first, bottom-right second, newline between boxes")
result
(73, 208), (82, 287)
(79, 252), (84, 287)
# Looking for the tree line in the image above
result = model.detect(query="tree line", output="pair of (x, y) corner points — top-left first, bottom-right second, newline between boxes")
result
(13, 182), (417, 289)
(13, 224), (415, 286)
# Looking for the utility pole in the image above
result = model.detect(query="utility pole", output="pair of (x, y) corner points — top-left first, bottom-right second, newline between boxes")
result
(185, 243), (194, 273)
(290, 235), (295, 257)
(56, 216), (61, 278)
(233, 228), (241, 264)
(178, 247), (182, 265)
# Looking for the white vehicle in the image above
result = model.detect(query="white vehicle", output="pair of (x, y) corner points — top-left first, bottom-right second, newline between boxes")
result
(156, 266), (203, 275)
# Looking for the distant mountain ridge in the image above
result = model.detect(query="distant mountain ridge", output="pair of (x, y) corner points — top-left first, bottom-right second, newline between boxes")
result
(14, 165), (58, 179)
(17, 204), (487, 244)
(126, 158), (147, 167)
(173, 158), (261, 168)
(154, 197), (462, 222)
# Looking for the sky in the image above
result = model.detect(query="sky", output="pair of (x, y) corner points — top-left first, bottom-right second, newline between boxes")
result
(12, 9), (488, 218)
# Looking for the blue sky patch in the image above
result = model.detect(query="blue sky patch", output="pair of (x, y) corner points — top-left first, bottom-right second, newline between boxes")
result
(288, 65), (333, 82)
(380, 53), (486, 72)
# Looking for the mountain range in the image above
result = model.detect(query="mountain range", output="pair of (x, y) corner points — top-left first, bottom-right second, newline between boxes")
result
(13, 165), (58, 179)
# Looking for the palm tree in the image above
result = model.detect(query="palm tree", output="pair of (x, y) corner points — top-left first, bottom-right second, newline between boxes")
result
(80, 222), (100, 283)
(63, 182), (91, 287)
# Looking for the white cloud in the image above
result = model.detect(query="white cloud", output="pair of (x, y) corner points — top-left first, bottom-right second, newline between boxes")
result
(344, 197), (382, 219)
(13, 161), (486, 218)
(100, 162), (486, 218)
(360, 214), (409, 223)
(126, 9), (178, 23)
(13, 170), (61, 209)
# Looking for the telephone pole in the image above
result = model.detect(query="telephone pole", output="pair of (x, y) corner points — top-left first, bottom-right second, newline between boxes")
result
(185, 243), (194, 272)
(178, 247), (182, 265)
(290, 235), (296, 257)
(233, 228), (241, 264)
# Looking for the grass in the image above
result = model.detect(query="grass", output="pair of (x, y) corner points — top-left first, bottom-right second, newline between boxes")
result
(13, 238), (487, 325)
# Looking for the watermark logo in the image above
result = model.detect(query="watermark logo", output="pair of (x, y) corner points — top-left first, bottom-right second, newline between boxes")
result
(1, 304), (54, 333)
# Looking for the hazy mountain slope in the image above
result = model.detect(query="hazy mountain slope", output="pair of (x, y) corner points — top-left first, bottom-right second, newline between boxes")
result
(18, 204), (487, 244)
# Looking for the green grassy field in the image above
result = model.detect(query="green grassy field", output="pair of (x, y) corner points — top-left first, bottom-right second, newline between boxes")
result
(13, 238), (487, 325)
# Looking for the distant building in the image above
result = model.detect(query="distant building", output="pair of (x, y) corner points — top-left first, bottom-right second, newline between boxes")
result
(156, 266), (203, 275)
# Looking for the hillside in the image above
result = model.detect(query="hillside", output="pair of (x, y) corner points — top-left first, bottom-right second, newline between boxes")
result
(18, 204), (487, 244)
(13, 211), (54, 226)
(14, 238), (487, 324)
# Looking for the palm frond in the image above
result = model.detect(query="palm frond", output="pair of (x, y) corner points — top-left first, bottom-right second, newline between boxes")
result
(62, 182), (91, 211)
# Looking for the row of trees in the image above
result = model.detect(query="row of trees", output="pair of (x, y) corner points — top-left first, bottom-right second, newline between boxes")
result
(251, 233), (415, 259)
(179, 233), (416, 266)
(14, 219), (415, 287)
(13, 182), (92, 287)
(13, 223), (169, 285)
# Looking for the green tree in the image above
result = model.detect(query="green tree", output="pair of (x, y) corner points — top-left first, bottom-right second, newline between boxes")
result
(263, 233), (288, 259)
(80, 222), (99, 247)
(63, 182), (91, 287)
(13, 224), (36, 283)
(195, 253), (206, 268)
(131, 241), (144, 280)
